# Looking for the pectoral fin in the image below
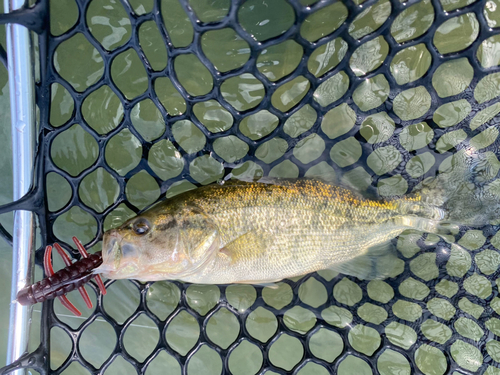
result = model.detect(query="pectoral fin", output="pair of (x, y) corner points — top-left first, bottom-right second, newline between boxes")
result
(220, 231), (272, 265)
(219, 232), (282, 286)
(326, 240), (403, 280)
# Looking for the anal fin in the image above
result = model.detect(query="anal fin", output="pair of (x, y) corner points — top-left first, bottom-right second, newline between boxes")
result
(325, 240), (402, 280)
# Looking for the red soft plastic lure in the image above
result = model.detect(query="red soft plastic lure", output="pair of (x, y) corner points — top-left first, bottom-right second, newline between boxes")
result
(16, 237), (107, 316)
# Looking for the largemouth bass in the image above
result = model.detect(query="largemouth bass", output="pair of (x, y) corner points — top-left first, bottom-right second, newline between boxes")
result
(95, 179), (452, 284)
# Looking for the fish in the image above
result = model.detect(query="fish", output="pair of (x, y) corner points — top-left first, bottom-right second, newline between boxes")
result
(94, 178), (456, 284)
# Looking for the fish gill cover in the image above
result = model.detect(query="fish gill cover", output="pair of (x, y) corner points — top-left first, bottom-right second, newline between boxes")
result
(1, 0), (500, 374)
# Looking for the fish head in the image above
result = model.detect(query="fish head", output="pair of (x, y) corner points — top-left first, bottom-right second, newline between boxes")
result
(97, 203), (220, 280)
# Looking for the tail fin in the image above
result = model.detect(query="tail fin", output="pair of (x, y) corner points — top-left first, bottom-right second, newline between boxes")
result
(411, 148), (500, 227)
(329, 147), (496, 281)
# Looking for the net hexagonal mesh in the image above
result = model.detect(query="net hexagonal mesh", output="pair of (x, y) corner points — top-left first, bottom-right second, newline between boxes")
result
(1, 0), (500, 374)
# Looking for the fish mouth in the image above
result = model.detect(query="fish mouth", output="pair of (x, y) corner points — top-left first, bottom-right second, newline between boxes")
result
(92, 263), (114, 275)
(102, 232), (119, 262)
(94, 232), (120, 277)
(94, 232), (142, 279)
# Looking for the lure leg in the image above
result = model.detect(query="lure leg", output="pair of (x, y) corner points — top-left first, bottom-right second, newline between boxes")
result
(43, 245), (82, 316)
(54, 243), (93, 309)
(72, 237), (106, 296)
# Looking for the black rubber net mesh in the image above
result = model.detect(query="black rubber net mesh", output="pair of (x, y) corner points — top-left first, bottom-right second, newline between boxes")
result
(2, 0), (500, 374)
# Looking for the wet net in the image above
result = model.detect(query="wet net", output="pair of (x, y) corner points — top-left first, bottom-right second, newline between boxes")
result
(1, 0), (500, 374)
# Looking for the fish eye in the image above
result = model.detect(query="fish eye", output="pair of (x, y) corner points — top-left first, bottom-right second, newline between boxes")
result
(133, 218), (150, 235)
